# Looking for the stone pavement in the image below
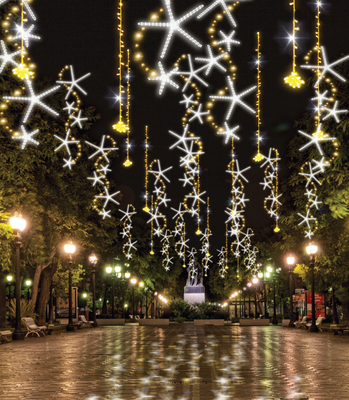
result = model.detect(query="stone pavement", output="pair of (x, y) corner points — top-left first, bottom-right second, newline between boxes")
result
(0, 325), (349, 400)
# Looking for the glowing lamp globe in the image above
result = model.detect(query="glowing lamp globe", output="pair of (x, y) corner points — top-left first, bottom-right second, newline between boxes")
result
(130, 278), (137, 285)
(25, 280), (32, 286)
(89, 253), (98, 264)
(125, 272), (131, 279)
(115, 266), (121, 273)
(266, 272), (270, 278)
(258, 272), (263, 279)
(306, 244), (318, 255)
(64, 242), (76, 254)
(223, 302), (228, 307)
(106, 266), (113, 274)
(10, 212), (26, 231)
(124, 304), (128, 308)
(247, 282), (252, 287)
(139, 282), (144, 288)
(82, 293), (87, 298)
(7, 275), (13, 282)
(267, 266), (273, 273)
(287, 256), (295, 266)
(252, 277), (259, 284)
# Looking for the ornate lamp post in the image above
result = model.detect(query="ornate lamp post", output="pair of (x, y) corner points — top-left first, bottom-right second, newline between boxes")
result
(271, 268), (281, 325)
(258, 266), (272, 318)
(247, 282), (252, 317)
(130, 278), (137, 318)
(286, 256), (296, 328)
(306, 243), (319, 332)
(89, 253), (98, 327)
(252, 276), (259, 318)
(25, 279), (32, 301)
(9, 212), (26, 340)
(6, 275), (13, 301)
(106, 266), (116, 318)
(64, 241), (76, 332)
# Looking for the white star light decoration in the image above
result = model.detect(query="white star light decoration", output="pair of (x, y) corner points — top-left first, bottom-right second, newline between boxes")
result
(54, 130), (79, 155)
(57, 65), (91, 99)
(119, 205), (137, 259)
(176, 54), (208, 92)
(298, 124), (335, 156)
(218, 123), (240, 144)
(148, 160), (173, 184)
(96, 186), (120, 208)
(149, 62), (179, 95)
(86, 135), (118, 163)
(217, 30), (240, 52)
(197, 0), (242, 27)
(188, 103), (209, 124)
(14, 125), (39, 149)
(210, 76), (256, 120)
(14, 23), (40, 47)
(195, 45), (227, 75)
(226, 159), (250, 185)
(3, 79), (60, 124)
(138, 0), (204, 59)
(0, 40), (21, 73)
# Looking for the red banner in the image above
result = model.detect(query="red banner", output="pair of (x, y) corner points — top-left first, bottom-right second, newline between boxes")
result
(306, 292), (325, 318)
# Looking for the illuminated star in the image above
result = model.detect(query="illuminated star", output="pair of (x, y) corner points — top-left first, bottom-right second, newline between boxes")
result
(298, 124), (335, 156)
(57, 65), (91, 99)
(138, 0), (204, 59)
(98, 164), (112, 175)
(119, 205), (137, 221)
(180, 93), (195, 108)
(195, 45), (227, 75)
(260, 148), (281, 168)
(322, 100), (347, 123)
(299, 163), (322, 186)
(260, 177), (271, 190)
(179, 141), (203, 167)
(54, 129), (79, 155)
(169, 124), (200, 151)
(305, 188), (314, 198)
(153, 186), (162, 196)
(70, 110), (88, 128)
(312, 157), (328, 173)
(158, 193), (171, 207)
(148, 160), (172, 184)
(147, 207), (165, 227)
(176, 54), (208, 92)
(3, 78), (60, 124)
(197, 0), (242, 27)
(305, 229), (314, 239)
(210, 75), (256, 120)
(311, 89), (329, 106)
(218, 122), (240, 143)
(96, 186), (120, 208)
(298, 209), (316, 229)
(14, 126), (39, 149)
(99, 209), (111, 219)
(14, 23), (40, 47)
(179, 173), (193, 187)
(188, 103), (209, 124)
(265, 190), (282, 208)
(63, 101), (76, 114)
(87, 171), (104, 186)
(217, 30), (240, 52)
(125, 238), (137, 253)
(301, 46), (349, 87)
(0, 40), (21, 73)
(86, 135), (117, 163)
(63, 156), (75, 170)
(309, 196), (322, 210)
(149, 61), (179, 95)
(186, 187), (207, 208)
(171, 203), (187, 219)
(227, 159), (251, 184)
(236, 193), (250, 208)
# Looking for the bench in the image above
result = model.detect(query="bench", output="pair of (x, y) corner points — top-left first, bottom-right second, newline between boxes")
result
(22, 317), (47, 337)
(79, 315), (94, 328)
(0, 330), (13, 343)
(330, 322), (349, 335)
(305, 316), (325, 332)
(294, 316), (308, 329)
(194, 319), (225, 326)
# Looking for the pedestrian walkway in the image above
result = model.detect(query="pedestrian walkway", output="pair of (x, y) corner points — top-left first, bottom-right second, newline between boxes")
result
(0, 325), (348, 399)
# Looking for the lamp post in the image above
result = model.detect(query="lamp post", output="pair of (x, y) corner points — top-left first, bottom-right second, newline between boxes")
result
(258, 266), (273, 318)
(243, 287), (246, 317)
(247, 282), (252, 317)
(106, 266), (116, 318)
(25, 279), (32, 301)
(9, 212), (26, 340)
(64, 241), (76, 332)
(130, 278), (137, 318)
(6, 275), (13, 301)
(144, 286), (148, 318)
(306, 243), (319, 332)
(271, 268), (281, 325)
(286, 256), (296, 328)
(252, 276), (259, 318)
(89, 253), (98, 327)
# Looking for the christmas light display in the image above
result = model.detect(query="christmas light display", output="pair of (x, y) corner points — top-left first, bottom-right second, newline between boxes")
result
(0, 40), (21, 73)
(149, 61), (179, 95)
(195, 44), (227, 75)
(253, 32), (263, 162)
(56, 65), (91, 100)
(284, 0), (305, 89)
(138, 0), (204, 59)
(197, 0), (241, 27)
(86, 135), (118, 164)
(216, 30), (240, 52)
(54, 130), (79, 156)
(119, 205), (137, 259)
(176, 54), (208, 92)
(13, 125), (38, 149)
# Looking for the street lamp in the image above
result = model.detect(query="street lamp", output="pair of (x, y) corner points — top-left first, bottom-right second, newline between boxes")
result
(306, 243), (319, 332)
(89, 253), (98, 327)
(270, 268), (281, 325)
(64, 241), (76, 332)
(252, 276), (259, 318)
(286, 256), (296, 328)
(258, 266), (273, 318)
(9, 212), (26, 340)
(25, 279), (32, 301)
(130, 277), (137, 319)
(247, 282), (252, 318)
(6, 275), (13, 302)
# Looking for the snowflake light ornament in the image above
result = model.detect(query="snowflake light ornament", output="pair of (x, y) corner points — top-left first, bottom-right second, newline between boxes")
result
(57, 65), (91, 99)
(195, 45), (227, 75)
(226, 159), (250, 185)
(96, 186), (120, 208)
(176, 54), (208, 92)
(3, 78), (60, 124)
(70, 109), (88, 128)
(54, 130), (79, 155)
(0, 40), (21, 74)
(138, 0), (204, 59)
(188, 103), (209, 124)
(218, 123), (240, 144)
(322, 101), (347, 123)
(149, 62), (179, 95)
(298, 124), (335, 156)
(13, 125), (39, 149)
(14, 23), (40, 48)
(86, 135), (118, 163)
(217, 30), (240, 52)
(197, 0), (242, 27)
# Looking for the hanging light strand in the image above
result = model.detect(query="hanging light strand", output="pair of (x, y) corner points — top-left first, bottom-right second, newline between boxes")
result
(253, 32), (263, 162)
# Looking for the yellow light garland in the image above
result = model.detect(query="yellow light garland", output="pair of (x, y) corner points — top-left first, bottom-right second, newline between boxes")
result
(143, 126), (150, 212)
(123, 49), (133, 167)
(253, 32), (263, 162)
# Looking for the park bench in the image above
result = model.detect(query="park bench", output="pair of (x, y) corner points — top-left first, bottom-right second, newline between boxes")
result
(79, 315), (94, 328)
(22, 317), (47, 337)
(0, 331), (13, 343)
(329, 321), (349, 335)
(305, 316), (325, 332)
(294, 316), (308, 329)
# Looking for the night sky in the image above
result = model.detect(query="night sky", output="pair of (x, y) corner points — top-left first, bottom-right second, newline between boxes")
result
(30, 0), (349, 251)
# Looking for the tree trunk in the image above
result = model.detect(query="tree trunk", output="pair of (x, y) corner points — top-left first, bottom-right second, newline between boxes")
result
(102, 284), (108, 314)
(332, 287), (339, 324)
(342, 278), (349, 322)
(36, 263), (58, 325)
(0, 273), (6, 328)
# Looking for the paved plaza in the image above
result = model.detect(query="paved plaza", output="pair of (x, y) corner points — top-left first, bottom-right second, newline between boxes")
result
(0, 325), (348, 399)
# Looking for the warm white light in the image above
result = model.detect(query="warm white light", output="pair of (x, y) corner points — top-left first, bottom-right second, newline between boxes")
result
(139, 282), (144, 287)
(130, 278), (137, 285)
(106, 266), (113, 274)
(89, 254), (98, 264)
(247, 282), (252, 287)
(306, 244), (318, 255)
(252, 276), (259, 284)
(64, 242), (76, 254)
(267, 266), (273, 273)
(258, 272), (263, 279)
(7, 275), (13, 282)
(115, 266), (121, 273)
(287, 256), (295, 266)
(10, 212), (26, 231)
(25, 280), (31, 286)
(125, 272), (131, 279)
